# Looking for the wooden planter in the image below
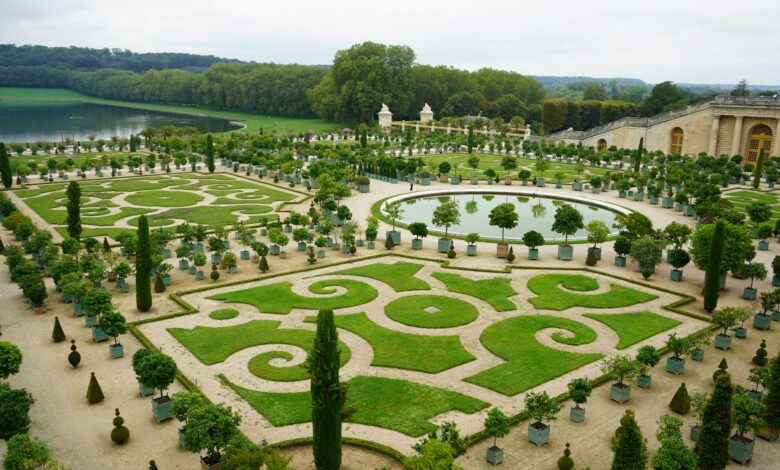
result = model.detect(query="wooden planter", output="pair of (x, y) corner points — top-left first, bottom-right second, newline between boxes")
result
(610, 383), (631, 403)
(570, 406), (585, 423)
(614, 255), (626, 267)
(714, 334), (732, 350)
(437, 238), (451, 253)
(152, 396), (173, 422)
(753, 313), (772, 330)
(496, 243), (509, 259)
(557, 245), (573, 261)
(486, 446), (503, 465)
(528, 248), (539, 260)
(637, 374), (652, 389)
(527, 421), (550, 446)
(728, 434), (754, 464)
(666, 357), (685, 375)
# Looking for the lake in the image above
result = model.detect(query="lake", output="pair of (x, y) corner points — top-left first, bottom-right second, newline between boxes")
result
(0, 102), (242, 143)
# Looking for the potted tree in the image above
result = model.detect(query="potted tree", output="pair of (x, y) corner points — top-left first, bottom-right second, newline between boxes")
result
(733, 305), (752, 339)
(629, 235), (663, 279)
(667, 248), (690, 282)
(729, 387), (767, 464)
(293, 227), (312, 252)
(172, 391), (205, 447)
(193, 252), (207, 280)
(525, 391), (561, 446)
(384, 201), (403, 245)
(742, 262), (767, 300)
(665, 333), (690, 375)
(365, 221), (378, 249)
(523, 230), (544, 260)
(182, 403), (241, 470)
(757, 225), (772, 251)
(772, 256), (780, 287)
(689, 392), (708, 441)
(176, 246), (191, 270)
(114, 261), (133, 290)
(748, 367), (769, 401)
(552, 203), (583, 261)
(636, 345), (660, 388)
(535, 156), (549, 186)
(132, 349), (155, 396)
(489, 203), (518, 258)
(613, 236), (631, 267)
(484, 408), (509, 464)
(465, 233), (479, 256)
(567, 377), (592, 423)
(136, 352), (178, 422)
(689, 329), (710, 362)
(99, 311), (127, 359)
(220, 252), (238, 274)
(409, 222), (428, 250)
(754, 291), (774, 331)
(585, 220), (609, 262)
(601, 355), (639, 403)
(712, 307), (740, 349)
(432, 200), (460, 253)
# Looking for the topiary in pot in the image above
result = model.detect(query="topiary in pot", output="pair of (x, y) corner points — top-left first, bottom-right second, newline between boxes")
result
(669, 382), (691, 415)
(111, 408), (129, 444)
(68, 340), (81, 368)
(52, 316), (65, 342)
(86, 371), (104, 404)
(557, 443), (574, 470)
(753, 340), (768, 366)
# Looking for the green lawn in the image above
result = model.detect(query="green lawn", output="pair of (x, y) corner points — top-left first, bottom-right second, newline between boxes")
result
(384, 295), (478, 328)
(465, 315), (603, 396)
(209, 308), (239, 320)
(527, 274), (657, 310)
(329, 262), (430, 292)
(209, 279), (378, 314)
(167, 319), (351, 366)
(305, 312), (475, 373)
(124, 190), (204, 207)
(431, 272), (517, 311)
(221, 375), (487, 436)
(0, 87), (343, 134)
(247, 351), (306, 382)
(583, 311), (681, 349)
(723, 189), (780, 220)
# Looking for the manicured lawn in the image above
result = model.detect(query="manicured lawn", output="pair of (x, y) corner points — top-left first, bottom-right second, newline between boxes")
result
(384, 295), (478, 328)
(247, 351), (306, 381)
(330, 262), (430, 292)
(723, 189), (780, 219)
(209, 279), (378, 314)
(431, 272), (517, 311)
(209, 308), (239, 320)
(167, 319), (351, 366)
(305, 312), (475, 373)
(124, 190), (204, 207)
(465, 315), (602, 396)
(221, 374), (488, 436)
(583, 311), (681, 349)
(527, 274), (657, 310)
(0, 87), (344, 134)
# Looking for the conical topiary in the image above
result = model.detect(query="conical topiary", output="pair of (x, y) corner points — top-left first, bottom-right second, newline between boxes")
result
(110, 408), (129, 443)
(669, 382), (691, 415)
(149, 461), (158, 470)
(506, 246), (515, 263)
(557, 443), (574, 470)
(713, 358), (728, 381)
(586, 247), (597, 266)
(86, 372), (104, 404)
(753, 339), (769, 366)
(153, 273), (165, 293)
(103, 237), (110, 252)
(384, 236), (394, 250)
(52, 316), (65, 343)
(68, 339), (81, 368)
(0, 237), (5, 254)
(259, 255), (269, 273)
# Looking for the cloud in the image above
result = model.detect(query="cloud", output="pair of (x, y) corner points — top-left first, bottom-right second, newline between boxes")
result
(1, 0), (778, 84)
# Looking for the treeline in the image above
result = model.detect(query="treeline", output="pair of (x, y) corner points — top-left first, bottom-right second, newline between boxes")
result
(542, 99), (641, 133)
(0, 44), (239, 72)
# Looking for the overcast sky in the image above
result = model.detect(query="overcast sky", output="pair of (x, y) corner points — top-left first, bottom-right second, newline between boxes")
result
(2, 0), (778, 85)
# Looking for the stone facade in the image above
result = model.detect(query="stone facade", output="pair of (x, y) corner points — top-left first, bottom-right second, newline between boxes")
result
(547, 96), (780, 161)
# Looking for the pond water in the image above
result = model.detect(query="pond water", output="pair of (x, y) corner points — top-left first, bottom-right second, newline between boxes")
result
(396, 192), (622, 241)
(0, 102), (241, 143)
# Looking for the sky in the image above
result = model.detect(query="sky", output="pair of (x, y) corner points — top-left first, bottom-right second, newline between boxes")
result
(2, 0), (779, 85)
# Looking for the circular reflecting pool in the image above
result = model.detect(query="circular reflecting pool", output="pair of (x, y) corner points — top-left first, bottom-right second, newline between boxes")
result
(389, 190), (626, 242)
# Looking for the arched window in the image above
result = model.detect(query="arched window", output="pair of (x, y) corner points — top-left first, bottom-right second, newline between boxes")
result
(670, 128), (684, 154)
(597, 139), (607, 151)
(747, 124), (773, 162)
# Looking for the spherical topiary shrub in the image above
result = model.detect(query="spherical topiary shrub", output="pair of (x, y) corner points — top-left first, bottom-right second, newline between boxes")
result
(111, 408), (129, 444)
(68, 340), (81, 368)
(753, 339), (768, 366)
(557, 443), (574, 470)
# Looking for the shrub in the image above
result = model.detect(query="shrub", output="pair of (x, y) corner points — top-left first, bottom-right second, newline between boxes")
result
(696, 374), (733, 469)
(259, 255), (269, 273)
(111, 408), (130, 444)
(611, 409), (647, 470)
(172, 391), (205, 424)
(713, 358), (729, 382)
(99, 311), (127, 345)
(483, 408), (509, 449)
(86, 372), (104, 404)
(557, 443), (574, 470)
(182, 403), (242, 464)
(567, 378), (592, 407)
(522, 230), (545, 249)
(753, 339), (769, 366)
(0, 384), (35, 439)
(614, 236), (631, 257)
(506, 246), (515, 263)
(669, 382), (691, 415)
(68, 340), (81, 368)
(136, 352), (177, 397)
(0, 341), (23, 379)
(51, 316), (65, 343)
(3, 434), (49, 470)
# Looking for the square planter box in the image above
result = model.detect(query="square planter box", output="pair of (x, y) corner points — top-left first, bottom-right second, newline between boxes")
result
(729, 435), (754, 464)
(637, 374), (652, 389)
(758, 240), (770, 251)
(757, 426), (779, 442)
(690, 425), (700, 442)
(691, 348), (705, 361)
(152, 396), (174, 422)
(412, 239), (423, 250)
(63, 292), (75, 303)
(743, 287), (757, 300)
(269, 245), (280, 255)
(528, 248), (539, 260)
(536, 178), (546, 187)
(570, 406), (585, 423)
(773, 310), (780, 321)
(670, 269), (683, 281)
(714, 334), (732, 350)
(466, 245), (477, 256)
(527, 422), (550, 446)
(188, 265), (197, 275)
(179, 259), (189, 270)
(610, 383), (631, 403)
(496, 243), (509, 259)
(662, 197), (674, 208)
(614, 256), (626, 267)
(162, 275), (172, 286)
(195, 271), (204, 280)
(558, 245), (573, 261)
(773, 276), (780, 287)
(753, 313), (772, 330)
(92, 326), (109, 342)
(486, 446), (503, 465)
(437, 238), (451, 253)
(211, 254), (222, 264)
(138, 381), (155, 397)
(749, 389), (763, 402)
(666, 357), (685, 375)
(572, 181), (583, 191)
(109, 343), (124, 359)
(240, 250), (250, 260)
(387, 231), (401, 245)
(85, 315), (98, 327)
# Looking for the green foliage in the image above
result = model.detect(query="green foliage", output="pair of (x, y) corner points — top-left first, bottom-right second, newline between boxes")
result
(65, 181), (82, 240)
(483, 408), (509, 447)
(431, 271), (517, 312)
(432, 200), (461, 239)
(527, 274), (657, 310)
(111, 408), (130, 444)
(522, 230), (545, 249)
(765, 349), (780, 430)
(636, 345), (660, 373)
(86, 372), (104, 404)
(68, 340), (81, 368)
(0, 383), (35, 439)
(600, 355), (639, 385)
(585, 312), (679, 350)
(567, 378), (593, 406)
(695, 374), (732, 470)
(614, 236), (632, 256)
(136, 352), (177, 397)
(135, 215), (152, 312)
(552, 203), (584, 244)
(182, 403), (242, 460)
(752, 339), (768, 366)
(171, 391), (205, 423)
(403, 439), (459, 470)
(629, 235), (663, 270)
(0, 142), (11, 189)
(413, 421), (467, 458)
(99, 311), (127, 344)
(51, 316), (65, 343)
(308, 310), (343, 470)
(669, 383), (691, 415)
(384, 295), (478, 328)
(0, 341), (23, 380)
(702, 220), (725, 312)
(3, 434), (49, 470)
(488, 203), (518, 242)
(732, 387), (766, 436)
(333, 262), (429, 292)
(610, 410), (647, 470)
(652, 415), (697, 470)
(525, 391), (562, 424)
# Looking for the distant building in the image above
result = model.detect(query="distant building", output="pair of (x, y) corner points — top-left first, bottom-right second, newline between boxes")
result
(547, 96), (779, 160)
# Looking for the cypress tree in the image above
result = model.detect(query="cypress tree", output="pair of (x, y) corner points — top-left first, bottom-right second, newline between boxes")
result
(308, 309), (343, 470)
(154, 273), (165, 293)
(610, 409), (647, 470)
(467, 125), (475, 154)
(259, 255), (269, 273)
(360, 128), (367, 148)
(753, 148), (765, 189)
(205, 134), (215, 173)
(86, 372), (105, 404)
(702, 220), (724, 312)
(68, 340), (81, 368)
(135, 215), (152, 312)
(695, 374), (733, 470)
(669, 382), (691, 415)
(0, 142), (11, 189)
(66, 181), (82, 241)
(129, 134), (136, 152)
(634, 137), (644, 173)
(51, 316), (65, 343)
(765, 350), (780, 433)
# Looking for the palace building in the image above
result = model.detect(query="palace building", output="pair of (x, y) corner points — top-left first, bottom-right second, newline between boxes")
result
(546, 95), (780, 161)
